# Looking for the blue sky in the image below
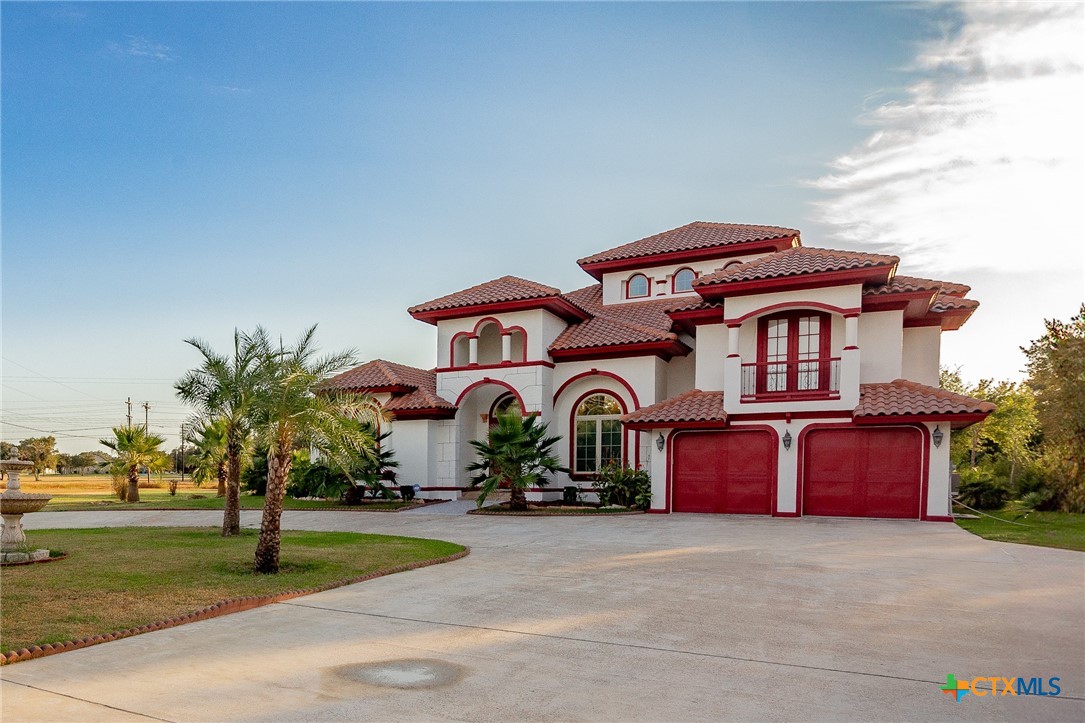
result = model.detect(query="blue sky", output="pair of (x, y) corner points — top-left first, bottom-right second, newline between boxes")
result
(2, 2), (1082, 452)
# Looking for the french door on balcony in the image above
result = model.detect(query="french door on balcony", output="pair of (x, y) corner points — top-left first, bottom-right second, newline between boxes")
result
(755, 311), (833, 396)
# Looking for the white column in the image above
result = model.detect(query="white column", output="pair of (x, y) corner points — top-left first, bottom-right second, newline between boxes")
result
(468, 337), (479, 365)
(727, 324), (740, 358)
(501, 333), (512, 363)
(845, 314), (859, 349)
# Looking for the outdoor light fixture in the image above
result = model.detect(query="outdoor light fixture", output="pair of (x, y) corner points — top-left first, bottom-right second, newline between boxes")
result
(932, 425), (944, 448)
(656, 433), (665, 452)
(782, 430), (792, 451)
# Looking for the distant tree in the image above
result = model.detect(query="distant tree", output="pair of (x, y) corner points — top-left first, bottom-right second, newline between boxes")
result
(16, 436), (58, 480)
(1024, 304), (1085, 512)
(0, 441), (15, 460)
(188, 418), (230, 496)
(175, 329), (265, 536)
(55, 453), (74, 474)
(70, 451), (99, 474)
(467, 413), (567, 511)
(248, 325), (383, 574)
(100, 426), (166, 503)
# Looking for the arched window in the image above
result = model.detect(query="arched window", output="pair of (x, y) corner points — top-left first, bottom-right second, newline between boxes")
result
(757, 311), (831, 394)
(490, 393), (522, 425)
(626, 274), (649, 299)
(673, 268), (696, 292)
(574, 393), (623, 473)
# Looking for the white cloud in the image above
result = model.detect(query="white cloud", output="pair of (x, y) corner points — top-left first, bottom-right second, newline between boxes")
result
(108, 35), (177, 62)
(809, 2), (1083, 275)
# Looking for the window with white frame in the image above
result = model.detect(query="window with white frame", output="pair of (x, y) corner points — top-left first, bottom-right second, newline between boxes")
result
(673, 268), (696, 292)
(626, 273), (649, 298)
(574, 393), (623, 473)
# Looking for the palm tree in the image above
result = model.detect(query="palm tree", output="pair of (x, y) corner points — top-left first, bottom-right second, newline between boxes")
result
(187, 418), (230, 496)
(100, 425), (166, 503)
(175, 330), (264, 536)
(249, 325), (384, 574)
(467, 414), (566, 511)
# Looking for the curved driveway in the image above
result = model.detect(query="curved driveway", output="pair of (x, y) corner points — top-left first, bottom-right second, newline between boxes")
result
(2, 509), (1083, 721)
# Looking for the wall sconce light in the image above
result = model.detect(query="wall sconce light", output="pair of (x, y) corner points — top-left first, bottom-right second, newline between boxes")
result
(656, 433), (665, 452)
(932, 425), (944, 448)
(782, 430), (792, 451)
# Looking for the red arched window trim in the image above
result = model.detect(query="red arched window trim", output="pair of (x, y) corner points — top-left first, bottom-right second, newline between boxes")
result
(755, 311), (833, 396)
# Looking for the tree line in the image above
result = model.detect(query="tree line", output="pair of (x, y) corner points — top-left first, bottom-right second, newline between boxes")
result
(944, 304), (1085, 512)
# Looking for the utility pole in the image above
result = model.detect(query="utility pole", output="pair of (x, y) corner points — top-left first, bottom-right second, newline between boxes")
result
(142, 402), (151, 485)
(126, 397), (132, 427)
(180, 423), (185, 483)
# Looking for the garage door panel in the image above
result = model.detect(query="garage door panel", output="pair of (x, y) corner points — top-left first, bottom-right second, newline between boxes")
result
(803, 427), (921, 519)
(673, 430), (775, 514)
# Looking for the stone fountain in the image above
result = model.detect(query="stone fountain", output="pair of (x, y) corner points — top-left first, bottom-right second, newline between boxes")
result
(0, 459), (52, 563)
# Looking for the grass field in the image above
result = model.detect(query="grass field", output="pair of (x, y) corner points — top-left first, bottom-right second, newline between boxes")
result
(0, 527), (464, 653)
(954, 506), (1085, 552)
(9, 475), (414, 511)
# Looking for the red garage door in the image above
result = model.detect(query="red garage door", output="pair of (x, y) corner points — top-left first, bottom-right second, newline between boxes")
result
(672, 430), (775, 514)
(803, 427), (922, 518)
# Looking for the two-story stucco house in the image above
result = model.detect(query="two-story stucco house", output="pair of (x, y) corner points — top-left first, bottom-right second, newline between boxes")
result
(325, 222), (993, 520)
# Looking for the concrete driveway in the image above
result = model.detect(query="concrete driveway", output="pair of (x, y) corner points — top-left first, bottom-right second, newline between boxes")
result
(2, 510), (1082, 721)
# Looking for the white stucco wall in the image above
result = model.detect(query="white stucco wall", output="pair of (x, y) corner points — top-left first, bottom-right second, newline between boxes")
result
(902, 326), (941, 387)
(600, 252), (772, 306)
(435, 309), (568, 368)
(722, 285), (862, 322)
(858, 310), (904, 382)
(385, 419), (436, 490)
(926, 421), (952, 518)
(694, 325), (728, 391)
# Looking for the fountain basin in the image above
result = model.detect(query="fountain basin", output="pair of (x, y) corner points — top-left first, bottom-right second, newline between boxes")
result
(0, 494), (52, 515)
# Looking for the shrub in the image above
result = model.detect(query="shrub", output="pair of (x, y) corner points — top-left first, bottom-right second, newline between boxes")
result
(593, 464), (652, 510)
(956, 472), (1010, 510)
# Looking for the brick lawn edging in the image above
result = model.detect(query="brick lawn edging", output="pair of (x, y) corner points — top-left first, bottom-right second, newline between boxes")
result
(0, 546), (470, 666)
(0, 552), (68, 567)
(467, 508), (645, 516)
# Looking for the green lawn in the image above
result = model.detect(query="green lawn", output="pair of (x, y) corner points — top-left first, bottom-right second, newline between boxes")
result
(954, 508), (1085, 552)
(0, 527), (464, 653)
(44, 491), (413, 512)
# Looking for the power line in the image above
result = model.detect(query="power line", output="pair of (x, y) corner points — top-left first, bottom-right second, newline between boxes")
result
(1, 357), (110, 401)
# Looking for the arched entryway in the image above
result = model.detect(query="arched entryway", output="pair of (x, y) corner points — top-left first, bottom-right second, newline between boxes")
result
(454, 380), (526, 486)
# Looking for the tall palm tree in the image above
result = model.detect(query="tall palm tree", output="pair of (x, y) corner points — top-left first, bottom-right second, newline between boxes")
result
(175, 330), (264, 536)
(100, 425), (166, 503)
(187, 418), (230, 496)
(249, 325), (384, 574)
(467, 414), (566, 511)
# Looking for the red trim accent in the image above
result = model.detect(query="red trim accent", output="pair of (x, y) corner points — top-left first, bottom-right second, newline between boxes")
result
(726, 410), (853, 422)
(794, 422), (931, 519)
(724, 301), (861, 325)
(447, 318), (530, 368)
(411, 297), (589, 325)
(568, 388), (629, 476)
(552, 370), (642, 409)
(624, 418), (729, 431)
(436, 360), (554, 373)
(454, 379), (526, 411)
(862, 290), (937, 314)
(668, 306), (723, 333)
(697, 267), (893, 300)
(667, 426), (780, 515)
(843, 345), (859, 351)
(925, 515), (954, 523)
(419, 486), (467, 491)
(671, 267), (698, 294)
(625, 273), (651, 299)
(390, 407), (458, 420)
(488, 391), (524, 422)
(578, 237), (797, 279)
(449, 331), (472, 367)
(854, 412), (990, 428)
(904, 307), (976, 331)
(549, 339), (691, 362)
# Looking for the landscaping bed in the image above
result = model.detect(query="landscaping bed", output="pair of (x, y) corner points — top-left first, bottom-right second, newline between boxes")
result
(0, 527), (466, 659)
(469, 501), (645, 516)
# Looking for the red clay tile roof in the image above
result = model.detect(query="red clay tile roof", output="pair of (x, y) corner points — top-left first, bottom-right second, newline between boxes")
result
(938, 281), (971, 297)
(621, 390), (727, 426)
(550, 285), (680, 351)
(408, 276), (561, 315)
(693, 247), (899, 287)
(578, 222), (799, 267)
(930, 294), (980, 314)
(321, 360), (456, 412)
(855, 380), (994, 419)
(862, 274), (945, 297)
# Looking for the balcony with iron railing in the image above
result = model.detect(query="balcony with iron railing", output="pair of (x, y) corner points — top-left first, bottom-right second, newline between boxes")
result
(740, 357), (841, 401)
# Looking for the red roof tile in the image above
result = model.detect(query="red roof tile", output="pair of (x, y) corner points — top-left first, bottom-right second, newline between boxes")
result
(409, 276), (561, 315)
(550, 285), (680, 351)
(930, 294), (979, 314)
(855, 380), (994, 419)
(862, 274), (945, 297)
(693, 247), (899, 288)
(578, 222), (799, 267)
(321, 360), (456, 413)
(621, 390), (727, 426)
(938, 281), (971, 297)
